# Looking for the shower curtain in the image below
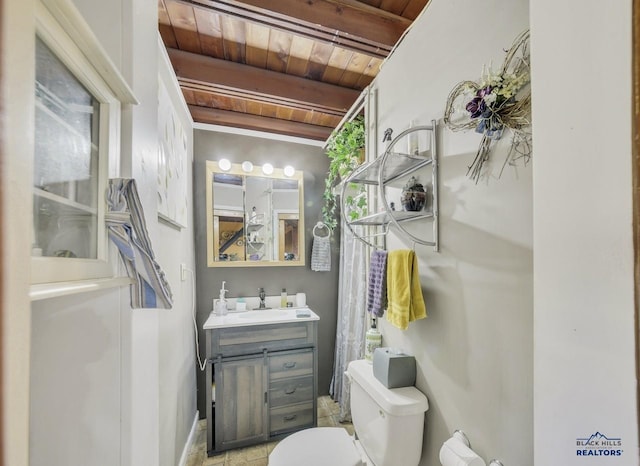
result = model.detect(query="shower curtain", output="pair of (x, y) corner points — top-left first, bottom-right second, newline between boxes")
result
(329, 220), (368, 422)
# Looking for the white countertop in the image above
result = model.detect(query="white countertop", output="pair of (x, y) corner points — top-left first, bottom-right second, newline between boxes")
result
(203, 307), (319, 329)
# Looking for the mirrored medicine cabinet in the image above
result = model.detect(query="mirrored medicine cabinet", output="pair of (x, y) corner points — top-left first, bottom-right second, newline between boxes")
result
(205, 161), (305, 267)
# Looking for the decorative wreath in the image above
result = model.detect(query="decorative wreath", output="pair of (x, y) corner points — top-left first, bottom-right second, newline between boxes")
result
(444, 30), (531, 183)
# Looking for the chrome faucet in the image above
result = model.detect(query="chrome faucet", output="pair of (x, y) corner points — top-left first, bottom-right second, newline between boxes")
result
(258, 287), (269, 309)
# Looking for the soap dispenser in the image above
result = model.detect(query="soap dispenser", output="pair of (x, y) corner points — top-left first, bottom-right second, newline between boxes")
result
(216, 281), (229, 316)
(365, 318), (382, 363)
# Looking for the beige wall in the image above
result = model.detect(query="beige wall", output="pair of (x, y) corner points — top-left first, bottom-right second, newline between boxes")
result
(531, 0), (639, 463)
(373, 0), (640, 463)
(371, 0), (533, 464)
(2, 1), (35, 465)
(2, 0), (198, 465)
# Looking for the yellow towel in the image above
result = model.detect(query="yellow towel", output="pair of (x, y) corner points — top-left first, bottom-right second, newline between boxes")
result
(386, 249), (426, 330)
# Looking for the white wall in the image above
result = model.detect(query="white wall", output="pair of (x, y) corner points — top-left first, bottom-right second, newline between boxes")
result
(372, 0), (532, 465)
(116, 1), (164, 463)
(31, 291), (124, 466)
(156, 42), (198, 466)
(531, 0), (639, 464)
(26, 1), (198, 465)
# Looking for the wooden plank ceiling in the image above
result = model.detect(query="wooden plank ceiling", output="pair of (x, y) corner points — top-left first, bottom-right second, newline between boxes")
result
(159, 0), (429, 140)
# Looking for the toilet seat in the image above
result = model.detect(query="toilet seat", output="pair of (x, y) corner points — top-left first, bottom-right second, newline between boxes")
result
(268, 427), (366, 466)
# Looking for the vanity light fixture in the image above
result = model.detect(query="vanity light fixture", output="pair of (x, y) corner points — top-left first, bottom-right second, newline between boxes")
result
(262, 163), (274, 175)
(218, 158), (231, 171)
(283, 165), (295, 177)
(241, 161), (254, 173)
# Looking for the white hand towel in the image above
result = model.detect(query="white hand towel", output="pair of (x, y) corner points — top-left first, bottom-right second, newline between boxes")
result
(311, 222), (332, 271)
(311, 234), (331, 271)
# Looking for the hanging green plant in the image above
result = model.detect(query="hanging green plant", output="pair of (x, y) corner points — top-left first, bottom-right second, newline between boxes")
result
(322, 116), (366, 230)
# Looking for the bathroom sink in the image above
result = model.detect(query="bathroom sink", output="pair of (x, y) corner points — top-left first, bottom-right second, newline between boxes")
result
(237, 309), (288, 319)
(204, 298), (319, 329)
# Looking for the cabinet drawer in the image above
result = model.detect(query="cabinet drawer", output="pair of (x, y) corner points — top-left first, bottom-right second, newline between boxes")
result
(269, 376), (313, 408)
(269, 351), (313, 380)
(210, 322), (316, 357)
(270, 402), (314, 434)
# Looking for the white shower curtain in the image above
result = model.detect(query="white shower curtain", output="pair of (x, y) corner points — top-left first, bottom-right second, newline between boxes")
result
(329, 220), (368, 422)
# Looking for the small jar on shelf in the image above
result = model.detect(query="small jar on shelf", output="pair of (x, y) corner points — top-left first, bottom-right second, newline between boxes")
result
(400, 176), (427, 212)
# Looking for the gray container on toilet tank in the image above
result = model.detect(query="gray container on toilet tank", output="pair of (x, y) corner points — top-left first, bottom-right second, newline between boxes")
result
(373, 347), (417, 388)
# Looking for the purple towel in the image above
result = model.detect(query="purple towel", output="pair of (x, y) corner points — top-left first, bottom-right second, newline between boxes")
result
(367, 250), (388, 317)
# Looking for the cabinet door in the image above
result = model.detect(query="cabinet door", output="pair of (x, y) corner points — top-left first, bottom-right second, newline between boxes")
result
(215, 355), (268, 451)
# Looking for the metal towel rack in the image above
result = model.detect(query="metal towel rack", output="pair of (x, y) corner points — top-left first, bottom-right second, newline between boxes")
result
(340, 122), (439, 251)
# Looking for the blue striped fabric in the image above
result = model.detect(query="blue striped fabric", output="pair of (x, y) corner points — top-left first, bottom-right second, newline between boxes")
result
(106, 178), (173, 309)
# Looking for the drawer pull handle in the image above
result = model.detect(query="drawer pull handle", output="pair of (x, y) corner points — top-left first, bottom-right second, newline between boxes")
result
(283, 414), (297, 422)
(283, 362), (297, 369)
(284, 387), (297, 395)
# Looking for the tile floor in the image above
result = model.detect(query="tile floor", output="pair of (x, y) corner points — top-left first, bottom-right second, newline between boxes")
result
(185, 396), (354, 466)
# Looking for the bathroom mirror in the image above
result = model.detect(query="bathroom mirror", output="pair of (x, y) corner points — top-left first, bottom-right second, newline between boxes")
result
(206, 160), (305, 267)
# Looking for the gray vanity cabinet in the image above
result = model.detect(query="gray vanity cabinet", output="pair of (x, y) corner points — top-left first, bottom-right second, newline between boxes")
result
(206, 320), (318, 455)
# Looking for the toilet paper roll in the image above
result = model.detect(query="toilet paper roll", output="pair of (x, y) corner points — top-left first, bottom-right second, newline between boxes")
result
(439, 437), (486, 466)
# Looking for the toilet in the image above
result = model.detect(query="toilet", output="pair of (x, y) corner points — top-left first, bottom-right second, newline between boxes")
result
(269, 359), (429, 466)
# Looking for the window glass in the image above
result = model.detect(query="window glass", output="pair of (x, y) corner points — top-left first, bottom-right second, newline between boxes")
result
(33, 36), (100, 259)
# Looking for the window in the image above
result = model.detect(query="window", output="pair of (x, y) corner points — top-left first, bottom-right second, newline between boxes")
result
(34, 37), (101, 261)
(31, 0), (136, 286)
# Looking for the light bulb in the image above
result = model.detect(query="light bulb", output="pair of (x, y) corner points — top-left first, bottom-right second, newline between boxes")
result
(262, 163), (274, 175)
(241, 161), (254, 172)
(218, 158), (231, 171)
(283, 165), (295, 177)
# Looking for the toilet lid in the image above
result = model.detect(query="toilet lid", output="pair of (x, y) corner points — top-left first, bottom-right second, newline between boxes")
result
(269, 427), (364, 466)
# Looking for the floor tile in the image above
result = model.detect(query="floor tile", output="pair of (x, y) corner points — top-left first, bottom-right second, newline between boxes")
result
(326, 399), (341, 416)
(317, 415), (335, 427)
(226, 444), (267, 465)
(343, 422), (355, 435)
(202, 452), (226, 465)
(244, 459), (268, 466)
(192, 397), (353, 466)
(317, 404), (332, 418)
(265, 441), (279, 454)
(185, 450), (205, 466)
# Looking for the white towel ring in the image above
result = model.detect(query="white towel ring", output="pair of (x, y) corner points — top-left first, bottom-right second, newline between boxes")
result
(313, 222), (331, 238)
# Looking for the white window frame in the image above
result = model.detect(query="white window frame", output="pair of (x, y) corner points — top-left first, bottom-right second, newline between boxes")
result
(31, 0), (136, 291)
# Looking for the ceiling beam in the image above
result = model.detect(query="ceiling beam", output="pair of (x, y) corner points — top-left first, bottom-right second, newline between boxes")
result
(168, 48), (360, 116)
(175, 0), (411, 58)
(189, 105), (333, 140)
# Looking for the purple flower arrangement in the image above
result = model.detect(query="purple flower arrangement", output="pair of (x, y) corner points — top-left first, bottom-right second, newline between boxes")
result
(465, 85), (506, 139)
(443, 30), (531, 183)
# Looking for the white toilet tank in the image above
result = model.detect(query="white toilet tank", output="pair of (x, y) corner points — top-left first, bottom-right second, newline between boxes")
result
(347, 359), (429, 466)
